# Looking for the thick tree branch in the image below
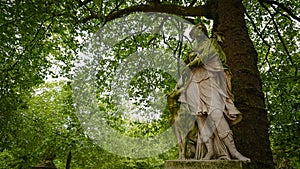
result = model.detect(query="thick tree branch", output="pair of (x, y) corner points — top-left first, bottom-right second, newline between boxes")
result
(106, 4), (211, 22)
(79, 13), (103, 23)
(80, 3), (211, 23)
(259, 0), (300, 22)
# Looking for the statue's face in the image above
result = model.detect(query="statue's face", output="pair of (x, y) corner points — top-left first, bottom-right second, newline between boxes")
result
(190, 29), (208, 48)
(190, 23), (208, 40)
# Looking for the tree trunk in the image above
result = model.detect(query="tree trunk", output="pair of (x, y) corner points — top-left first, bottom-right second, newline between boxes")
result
(66, 151), (72, 169)
(212, 0), (274, 168)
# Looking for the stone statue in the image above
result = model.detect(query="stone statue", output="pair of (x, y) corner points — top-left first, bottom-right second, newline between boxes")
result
(168, 24), (250, 162)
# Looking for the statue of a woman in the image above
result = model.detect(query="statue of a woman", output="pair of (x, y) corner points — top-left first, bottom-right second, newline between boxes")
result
(171, 24), (250, 162)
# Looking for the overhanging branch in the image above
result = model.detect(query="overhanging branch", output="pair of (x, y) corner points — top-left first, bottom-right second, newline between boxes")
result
(80, 3), (211, 23)
(259, 0), (300, 22)
(106, 4), (211, 22)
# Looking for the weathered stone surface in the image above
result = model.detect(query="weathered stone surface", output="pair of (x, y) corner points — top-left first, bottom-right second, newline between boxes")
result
(164, 160), (250, 169)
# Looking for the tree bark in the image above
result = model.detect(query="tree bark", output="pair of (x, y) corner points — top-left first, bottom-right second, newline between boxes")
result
(212, 0), (274, 168)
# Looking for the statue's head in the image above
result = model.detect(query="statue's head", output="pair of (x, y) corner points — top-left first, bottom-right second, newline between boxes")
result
(189, 23), (208, 40)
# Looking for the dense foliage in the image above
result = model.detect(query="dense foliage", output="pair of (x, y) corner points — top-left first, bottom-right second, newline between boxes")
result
(244, 1), (300, 168)
(0, 0), (299, 168)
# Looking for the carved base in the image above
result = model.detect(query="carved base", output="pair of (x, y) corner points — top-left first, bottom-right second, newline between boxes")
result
(164, 160), (250, 169)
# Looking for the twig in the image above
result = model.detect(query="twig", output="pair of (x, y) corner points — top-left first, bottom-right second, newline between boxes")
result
(259, 2), (296, 76)
(259, 0), (300, 22)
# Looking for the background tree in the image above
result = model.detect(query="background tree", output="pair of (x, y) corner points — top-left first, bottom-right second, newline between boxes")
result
(244, 1), (299, 168)
(1, 0), (299, 168)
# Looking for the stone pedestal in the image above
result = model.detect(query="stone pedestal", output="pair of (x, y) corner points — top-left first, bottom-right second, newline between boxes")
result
(165, 160), (250, 169)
